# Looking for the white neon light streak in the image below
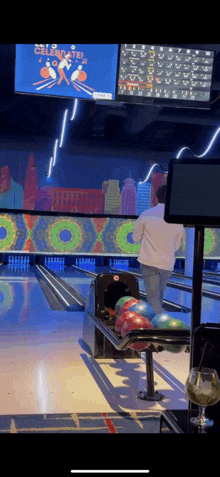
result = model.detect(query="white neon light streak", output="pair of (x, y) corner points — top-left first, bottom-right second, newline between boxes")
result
(138, 163), (161, 184)
(53, 138), (58, 166)
(71, 98), (78, 120)
(70, 471), (150, 474)
(59, 109), (68, 147)
(176, 125), (220, 159)
(47, 157), (53, 178)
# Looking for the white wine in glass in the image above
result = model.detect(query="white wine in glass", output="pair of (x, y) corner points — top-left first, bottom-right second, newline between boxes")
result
(185, 367), (220, 427)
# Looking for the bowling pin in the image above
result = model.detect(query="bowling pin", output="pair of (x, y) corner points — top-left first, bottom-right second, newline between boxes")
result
(70, 65), (82, 82)
(45, 59), (57, 79)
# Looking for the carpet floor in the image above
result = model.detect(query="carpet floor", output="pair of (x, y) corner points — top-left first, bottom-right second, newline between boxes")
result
(0, 411), (166, 433)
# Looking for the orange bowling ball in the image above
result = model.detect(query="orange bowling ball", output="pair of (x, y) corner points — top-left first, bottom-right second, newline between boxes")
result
(121, 314), (153, 350)
(40, 67), (50, 78)
(78, 71), (87, 82)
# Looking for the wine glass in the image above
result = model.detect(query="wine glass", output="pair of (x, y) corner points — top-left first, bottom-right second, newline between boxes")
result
(185, 367), (220, 427)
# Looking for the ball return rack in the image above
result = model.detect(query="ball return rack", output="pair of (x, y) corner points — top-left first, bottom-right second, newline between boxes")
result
(85, 310), (190, 401)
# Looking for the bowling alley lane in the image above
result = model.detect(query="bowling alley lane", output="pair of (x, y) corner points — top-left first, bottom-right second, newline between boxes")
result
(52, 264), (95, 299)
(0, 264), (113, 414)
(0, 263), (191, 415)
(3, 261), (220, 415)
(0, 263), (54, 327)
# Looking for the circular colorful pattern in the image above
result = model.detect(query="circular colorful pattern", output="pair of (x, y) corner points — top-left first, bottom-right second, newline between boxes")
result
(115, 221), (140, 254)
(180, 228), (215, 257)
(204, 228), (216, 256)
(0, 283), (14, 316)
(0, 215), (17, 250)
(46, 219), (83, 252)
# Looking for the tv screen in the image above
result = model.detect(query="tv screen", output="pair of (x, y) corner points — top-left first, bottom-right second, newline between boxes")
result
(15, 44), (118, 101)
(164, 159), (220, 226)
(116, 44), (214, 108)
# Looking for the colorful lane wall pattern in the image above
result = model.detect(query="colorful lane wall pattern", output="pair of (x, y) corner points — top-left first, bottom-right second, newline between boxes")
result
(0, 214), (141, 255)
(0, 212), (220, 258)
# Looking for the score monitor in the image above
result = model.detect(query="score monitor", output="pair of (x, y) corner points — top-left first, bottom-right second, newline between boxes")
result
(116, 44), (215, 109)
(164, 158), (220, 227)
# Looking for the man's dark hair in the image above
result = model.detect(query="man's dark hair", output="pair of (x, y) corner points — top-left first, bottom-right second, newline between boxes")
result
(156, 185), (167, 204)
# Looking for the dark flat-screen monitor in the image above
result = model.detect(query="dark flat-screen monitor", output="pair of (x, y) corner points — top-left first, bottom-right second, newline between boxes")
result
(116, 44), (215, 109)
(164, 159), (220, 227)
(15, 44), (118, 101)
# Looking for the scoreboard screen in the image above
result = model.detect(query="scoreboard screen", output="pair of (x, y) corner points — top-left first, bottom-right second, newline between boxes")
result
(116, 44), (214, 108)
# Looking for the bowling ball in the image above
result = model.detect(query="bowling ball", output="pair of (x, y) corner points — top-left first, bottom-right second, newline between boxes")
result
(151, 312), (177, 328)
(114, 296), (134, 316)
(128, 300), (155, 321)
(121, 313), (154, 350)
(115, 310), (140, 333)
(78, 71), (87, 82)
(151, 313), (190, 353)
(40, 67), (50, 79)
(119, 298), (140, 317)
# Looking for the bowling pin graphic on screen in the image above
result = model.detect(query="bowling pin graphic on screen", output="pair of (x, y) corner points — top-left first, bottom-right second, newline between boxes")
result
(40, 59), (57, 79)
(71, 65), (84, 81)
(46, 59), (56, 79)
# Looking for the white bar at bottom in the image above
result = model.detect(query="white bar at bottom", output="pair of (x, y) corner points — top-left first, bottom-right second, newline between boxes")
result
(70, 471), (150, 474)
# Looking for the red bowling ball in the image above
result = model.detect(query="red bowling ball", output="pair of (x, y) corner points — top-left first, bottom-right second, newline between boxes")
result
(119, 298), (140, 318)
(115, 310), (140, 333)
(121, 314), (154, 350)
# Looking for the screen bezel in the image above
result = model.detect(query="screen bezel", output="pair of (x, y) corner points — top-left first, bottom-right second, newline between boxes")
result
(164, 158), (220, 227)
(115, 44), (215, 110)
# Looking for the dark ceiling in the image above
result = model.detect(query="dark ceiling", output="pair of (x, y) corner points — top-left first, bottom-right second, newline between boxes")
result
(1, 44), (220, 160)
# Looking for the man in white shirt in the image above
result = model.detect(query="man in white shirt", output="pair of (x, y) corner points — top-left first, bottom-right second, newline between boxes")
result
(132, 185), (184, 315)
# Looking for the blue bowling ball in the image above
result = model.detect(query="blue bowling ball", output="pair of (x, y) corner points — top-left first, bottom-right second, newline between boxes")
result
(151, 312), (190, 353)
(128, 300), (155, 321)
(151, 312), (177, 328)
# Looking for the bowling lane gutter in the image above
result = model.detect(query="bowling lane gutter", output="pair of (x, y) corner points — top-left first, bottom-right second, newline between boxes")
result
(173, 270), (220, 287)
(71, 264), (97, 276)
(86, 311), (190, 351)
(35, 264), (85, 311)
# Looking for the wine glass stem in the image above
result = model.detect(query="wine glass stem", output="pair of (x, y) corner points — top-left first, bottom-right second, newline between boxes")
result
(199, 406), (206, 423)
